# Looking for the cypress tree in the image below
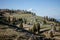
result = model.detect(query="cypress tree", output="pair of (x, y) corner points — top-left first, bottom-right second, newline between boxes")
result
(19, 22), (23, 28)
(53, 26), (56, 32)
(8, 16), (10, 23)
(12, 17), (16, 25)
(32, 23), (37, 34)
(43, 20), (47, 24)
(50, 31), (54, 38)
(36, 22), (40, 33)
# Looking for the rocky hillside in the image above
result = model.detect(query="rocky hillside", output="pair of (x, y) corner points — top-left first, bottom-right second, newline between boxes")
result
(0, 9), (60, 40)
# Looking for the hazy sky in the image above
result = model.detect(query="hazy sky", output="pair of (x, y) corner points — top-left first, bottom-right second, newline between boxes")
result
(0, 0), (60, 19)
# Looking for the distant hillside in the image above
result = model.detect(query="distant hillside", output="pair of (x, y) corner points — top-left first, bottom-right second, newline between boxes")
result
(0, 9), (36, 16)
(0, 9), (44, 23)
(0, 9), (59, 24)
(57, 19), (60, 22)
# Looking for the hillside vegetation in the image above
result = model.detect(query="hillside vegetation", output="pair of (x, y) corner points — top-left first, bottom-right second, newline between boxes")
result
(0, 9), (60, 40)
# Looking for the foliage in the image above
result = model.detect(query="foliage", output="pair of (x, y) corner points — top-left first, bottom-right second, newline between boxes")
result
(36, 22), (40, 33)
(19, 18), (23, 23)
(50, 31), (54, 38)
(31, 23), (37, 34)
(8, 16), (10, 23)
(53, 26), (56, 31)
(43, 20), (47, 24)
(19, 22), (23, 28)
(31, 22), (40, 34)
(23, 18), (27, 24)
(12, 17), (16, 25)
(44, 16), (59, 23)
